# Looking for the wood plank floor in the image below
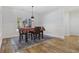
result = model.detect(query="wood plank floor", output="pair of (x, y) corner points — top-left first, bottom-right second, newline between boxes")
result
(0, 38), (13, 53)
(1, 35), (79, 53)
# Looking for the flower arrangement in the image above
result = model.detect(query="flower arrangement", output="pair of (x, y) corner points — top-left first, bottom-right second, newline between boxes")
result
(17, 16), (21, 29)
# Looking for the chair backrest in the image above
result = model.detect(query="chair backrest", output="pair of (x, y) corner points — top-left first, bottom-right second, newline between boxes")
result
(34, 27), (41, 34)
(19, 28), (24, 34)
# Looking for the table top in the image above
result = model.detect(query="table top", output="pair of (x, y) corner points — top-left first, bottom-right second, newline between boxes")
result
(19, 26), (45, 33)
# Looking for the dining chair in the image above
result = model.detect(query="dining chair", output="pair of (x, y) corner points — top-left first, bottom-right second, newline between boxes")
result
(35, 27), (41, 40)
(19, 29), (23, 43)
(30, 27), (41, 40)
(19, 28), (28, 43)
(40, 27), (45, 39)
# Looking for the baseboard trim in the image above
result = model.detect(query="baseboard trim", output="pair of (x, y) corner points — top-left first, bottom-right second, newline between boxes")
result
(45, 34), (64, 39)
(2, 35), (19, 39)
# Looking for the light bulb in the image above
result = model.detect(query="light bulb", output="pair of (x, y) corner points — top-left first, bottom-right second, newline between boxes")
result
(16, 29), (19, 32)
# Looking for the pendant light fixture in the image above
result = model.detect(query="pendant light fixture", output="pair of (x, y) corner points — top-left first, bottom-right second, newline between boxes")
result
(31, 6), (34, 20)
(31, 6), (35, 28)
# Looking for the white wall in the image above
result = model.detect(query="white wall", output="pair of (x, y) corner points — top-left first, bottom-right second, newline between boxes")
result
(63, 11), (70, 36)
(2, 6), (42, 38)
(2, 6), (79, 39)
(2, 7), (18, 38)
(2, 6), (65, 39)
(69, 10), (79, 35)
(42, 9), (65, 39)
(63, 9), (79, 36)
(0, 7), (2, 48)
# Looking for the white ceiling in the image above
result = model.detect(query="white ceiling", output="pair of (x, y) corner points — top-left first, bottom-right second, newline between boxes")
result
(12, 6), (79, 14)
(12, 6), (60, 14)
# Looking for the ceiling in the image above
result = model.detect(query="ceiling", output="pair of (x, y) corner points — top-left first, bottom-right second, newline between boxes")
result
(12, 6), (60, 14)
(12, 6), (79, 14)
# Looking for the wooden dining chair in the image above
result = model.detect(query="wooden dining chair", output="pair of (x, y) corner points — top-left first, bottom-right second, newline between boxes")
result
(35, 27), (41, 40)
(40, 27), (45, 39)
(19, 28), (28, 43)
(30, 27), (41, 40)
(19, 29), (23, 43)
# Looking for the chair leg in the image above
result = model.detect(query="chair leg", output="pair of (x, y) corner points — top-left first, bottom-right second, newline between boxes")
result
(42, 31), (43, 39)
(34, 34), (36, 40)
(31, 33), (33, 40)
(19, 34), (22, 43)
(36, 34), (37, 39)
(25, 33), (28, 42)
(39, 33), (40, 40)
(19, 35), (21, 43)
(32, 34), (36, 41)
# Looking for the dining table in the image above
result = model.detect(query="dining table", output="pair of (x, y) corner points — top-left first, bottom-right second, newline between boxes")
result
(19, 26), (45, 42)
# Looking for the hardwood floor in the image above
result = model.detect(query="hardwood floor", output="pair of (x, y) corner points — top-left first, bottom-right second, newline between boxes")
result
(1, 35), (79, 53)
(0, 48), (1, 53)
(0, 38), (13, 53)
(64, 35), (79, 52)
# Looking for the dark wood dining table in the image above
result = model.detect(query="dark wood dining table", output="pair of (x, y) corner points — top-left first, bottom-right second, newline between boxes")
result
(19, 26), (45, 33)
(19, 26), (45, 42)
